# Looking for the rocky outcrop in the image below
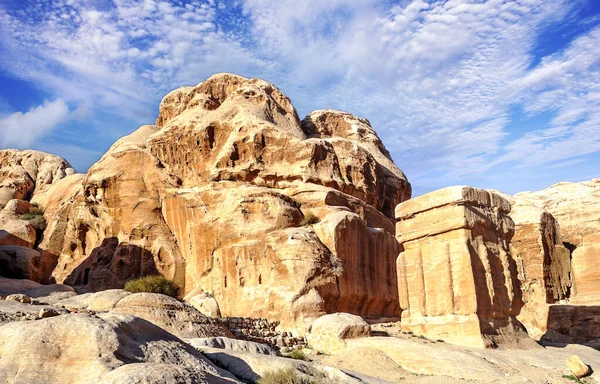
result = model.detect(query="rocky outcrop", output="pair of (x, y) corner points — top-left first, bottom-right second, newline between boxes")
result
(515, 179), (600, 248)
(500, 194), (571, 305)
(307, 312), (371, 354)
(0, 199), (36, 248)
(0, 312), (238, 384)
(110, 292), (232, 339)
(43, 73), (410, 331)
(0, 149), (75, 207)
(571, 234), (600, 304)
(395, 186), (526, 348)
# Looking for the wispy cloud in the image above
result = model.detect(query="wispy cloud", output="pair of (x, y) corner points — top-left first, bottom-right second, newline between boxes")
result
(0, 99), (70, 148)
(0, 0), (598, 194)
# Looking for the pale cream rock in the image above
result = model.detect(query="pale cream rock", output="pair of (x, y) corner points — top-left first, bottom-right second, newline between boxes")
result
(0, 313), (238, 384)
(571, 233), (600, 304)
(395, 186), (526, 348)
(199, 347), (361, 384)
(5, 293), (31, 303)
(38, 308), (59, 318)
(0, 199), (37, 248)
(186, 337), (279, 356)
(566, 355), (591, 378)
(515, 179), (600, 247)
(99, 363), (238, 384)
(0, 149), (75, 207)
(188, 293), (221, 317)
(55, 289), (131, 311)
(308, 312), (371, 354)
(110, 292), (232, 339)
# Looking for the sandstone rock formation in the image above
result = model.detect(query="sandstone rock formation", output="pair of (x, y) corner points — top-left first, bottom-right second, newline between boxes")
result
(0, 312), (238, 384)
(187, 337), (279, 356)
(499, 194), (571, 305)
(571, 234), (600, 304)
(198, 347), (361, 384)
(307, 312), (371, 354)
(515, 179), (600, 248)
(110, 292), (232, 339)
(42, 73), (411, 331)
(0, 199), (36, 247)
(0, 149), (75, 207)
(395, 186), (525, 348)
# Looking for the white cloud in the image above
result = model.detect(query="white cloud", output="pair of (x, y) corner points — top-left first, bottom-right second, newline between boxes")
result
(0, 0), (598, 194)
(0, 99), (70, 147)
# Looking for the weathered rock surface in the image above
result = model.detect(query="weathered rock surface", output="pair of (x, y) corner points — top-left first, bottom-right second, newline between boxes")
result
(0, 312), (239, 384)
(199, 347), (361, 383)
(55, 289), (131, 311)
(44, 73), (410, 331)
(515, 179), (600, 248)
(395, 186), (526, 348)
(187, 293), (221, 317)
(0, 276), (74, 299)
(571, 234), (600, 304)
(187, 337), (279, 356)
(308, 312), (371, 354)
(0, 149), (75, 207)
(110, 292), (232, 339)
(499, 193), (571, 305)
(492, 193), (573, 340)
(0, 199), (36, 247)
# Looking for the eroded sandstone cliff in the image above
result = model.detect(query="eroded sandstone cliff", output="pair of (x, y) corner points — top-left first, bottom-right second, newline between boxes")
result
(39, 73), (411, 331)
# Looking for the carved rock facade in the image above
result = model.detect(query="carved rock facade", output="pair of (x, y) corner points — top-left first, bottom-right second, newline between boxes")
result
(395, 186), (525, 348)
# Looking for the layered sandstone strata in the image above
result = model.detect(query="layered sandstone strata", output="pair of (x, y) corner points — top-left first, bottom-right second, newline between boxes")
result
(495, 193), (572, 304)
(42, 73), (411, 331)
(395, 186), (524, 348)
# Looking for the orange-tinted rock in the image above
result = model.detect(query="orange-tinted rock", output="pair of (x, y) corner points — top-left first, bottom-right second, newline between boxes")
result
(495, 194), (573, 340)
(49, 125), (186, 291)
(43, 73), (409, 331)
(395, 186), (525, 348)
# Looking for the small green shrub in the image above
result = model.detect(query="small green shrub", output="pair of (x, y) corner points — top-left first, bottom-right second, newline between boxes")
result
(21, 205), (46, 232)
(299, 211), (320, 226)
(124, 275), (180, 298)
(286, 349), (309, 361)
(417, 335), (427, 340)
(436, 339), (445, 343)
(258, 368), (314, 384)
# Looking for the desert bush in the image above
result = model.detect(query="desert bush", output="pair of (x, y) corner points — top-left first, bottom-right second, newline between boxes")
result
(299, 211), (320, 226)
(258, 368), (314, 384)
(21, 205), (46, 232)
(285, 349), (309, 361)
(124, 275), (180, 298)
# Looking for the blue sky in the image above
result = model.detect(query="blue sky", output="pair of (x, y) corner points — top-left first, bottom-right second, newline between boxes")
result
(1, 0), (599, 196)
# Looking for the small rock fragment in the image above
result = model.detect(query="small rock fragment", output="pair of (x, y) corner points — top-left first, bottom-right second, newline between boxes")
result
(39, 308), (60, 319)
(6, 294), (31, 303)
(566, 355), (591, 378)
